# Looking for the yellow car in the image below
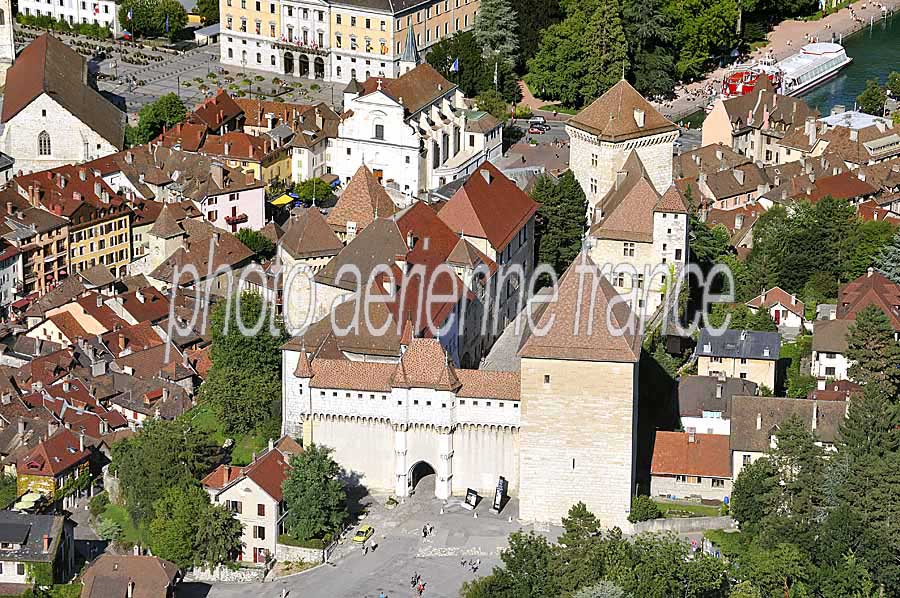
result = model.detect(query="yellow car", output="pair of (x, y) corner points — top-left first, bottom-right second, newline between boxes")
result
(352, 524), (374, 543)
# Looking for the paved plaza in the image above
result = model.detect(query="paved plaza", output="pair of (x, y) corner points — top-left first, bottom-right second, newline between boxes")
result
(181, 476), (558, 598)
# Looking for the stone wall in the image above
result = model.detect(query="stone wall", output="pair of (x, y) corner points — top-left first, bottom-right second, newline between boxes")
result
(519, 357), (638, 530)
(185, 563), (268, 583)
(632, 516), (735, 535)
(275, 542), (326, 564)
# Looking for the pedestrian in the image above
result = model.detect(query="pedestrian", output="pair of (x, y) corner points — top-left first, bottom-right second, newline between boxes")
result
(363, 544), (369, 555)
(379, 592), (386, 598)
(422, 525), (428, 538)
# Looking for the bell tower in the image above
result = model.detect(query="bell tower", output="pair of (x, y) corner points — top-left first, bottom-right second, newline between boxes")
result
(0, 0), (13, 86)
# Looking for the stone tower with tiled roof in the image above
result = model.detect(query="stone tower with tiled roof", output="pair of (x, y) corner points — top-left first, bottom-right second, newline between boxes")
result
(567, 80), (678, 223)
(0, 0), (12, 85)
(518, 251), (642, 530)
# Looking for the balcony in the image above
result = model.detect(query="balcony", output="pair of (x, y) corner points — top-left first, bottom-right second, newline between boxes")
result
(225, 213), (249, 225)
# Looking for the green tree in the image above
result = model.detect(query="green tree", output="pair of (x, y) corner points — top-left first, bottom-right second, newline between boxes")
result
(731, 457), (778, 535)
(514, 0), (563, 67)
(282, 445), (347, 542)
(738, 543), (812, 598)
(621, 0), (676, 98)
(235, 228), (276, 260)
(475, 89), (509, 121)
(473, 0), (519, 68)
(118, 0), (187, 39)
(887, 71), (900, 97)
(195, 504), (244, 566)
(426, 31), (520, 102)
(200, 367), (281, 435)
(148, 485), (210, 568)
(689, 218), (731, 272)
(876, 228), (900, 283)
(291, 177), (335, 206)
(194, 0), (219, 23)
(627, 496), (661, 523)
(585, 0), (628, 101)
(531, 172), (587, 278)
(209, 291), (285, 376)
(129, 93), (187, 146)
(490, 532), (561, 598)
(111, 419), (219, 523)
(95, 518), (123, 542)
(857, 80), (887, 116)
(846, 305), (900, 397)
(666, 0), (739, 80)
(849, 220), (895, 280)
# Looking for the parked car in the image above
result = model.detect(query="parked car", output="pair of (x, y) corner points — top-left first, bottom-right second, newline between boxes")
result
(352, 525), (375, 543)
(529, 116), (546, 125)
(528, 126), (545, 134)
(534, 123), (551, 132)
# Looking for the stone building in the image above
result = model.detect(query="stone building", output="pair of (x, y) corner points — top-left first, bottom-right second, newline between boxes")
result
(282, 252), (643, 528)
(0, 34), (124, 174)
(567, 80), (679, 223)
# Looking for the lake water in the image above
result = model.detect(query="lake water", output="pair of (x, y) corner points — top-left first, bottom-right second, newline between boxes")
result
(801, 10), (899, 114)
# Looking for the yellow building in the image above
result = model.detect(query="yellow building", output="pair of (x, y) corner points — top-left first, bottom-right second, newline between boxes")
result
(13, 165), (133, 279)
(16, 429), (93, 511)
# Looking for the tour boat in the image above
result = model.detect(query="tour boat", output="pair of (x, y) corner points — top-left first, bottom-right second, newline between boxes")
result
(720, 42), (851, 99)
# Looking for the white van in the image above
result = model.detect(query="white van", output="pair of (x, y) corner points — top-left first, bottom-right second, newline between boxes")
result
(528, 116), (546, 125)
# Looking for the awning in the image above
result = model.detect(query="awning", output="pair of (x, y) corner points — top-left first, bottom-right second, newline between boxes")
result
(271, 193), (298, 206)
(322, 173), (340, 188)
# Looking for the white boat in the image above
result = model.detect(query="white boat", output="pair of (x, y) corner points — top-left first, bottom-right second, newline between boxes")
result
(775, 42), (852, 96)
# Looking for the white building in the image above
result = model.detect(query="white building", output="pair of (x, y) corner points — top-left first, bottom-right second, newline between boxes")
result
(811, 318), (852, 388)
(0, 34), (124, 174)
(17, 0), (121, 35)
(0, 239), (22, 319)
(746, 286), (806, 330)
(651, 431), (732, 502)
(332, 63), (502, 196)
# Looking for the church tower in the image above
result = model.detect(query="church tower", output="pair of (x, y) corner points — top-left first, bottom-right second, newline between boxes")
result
(398, 26), (420, 76)
(0, 0), (14, 86)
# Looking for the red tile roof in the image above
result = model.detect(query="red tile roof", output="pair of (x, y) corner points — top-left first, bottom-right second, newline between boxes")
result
(569, 79), (676, 142)
(746, 286), (805, 319)
(358, 64), (455, 116)
(837, 269), (900, 330)
(651, 431), (731, 478)
(101, 321), (164, 355)
(17, 428), (90, 477)
(190, 90), (244, 132)
(118, 287), (170, 323)
(327, 165), (397, 234)
(438, 163), (538, 252)
(801, 171), (878, 203)
(201, 463), (245, 490)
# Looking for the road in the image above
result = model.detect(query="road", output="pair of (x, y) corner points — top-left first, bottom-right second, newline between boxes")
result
(181, 476), (556, 598)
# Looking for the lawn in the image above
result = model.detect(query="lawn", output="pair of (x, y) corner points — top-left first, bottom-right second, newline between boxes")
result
(654, 500), (722, 518)
(185, 402), (268, 467)
(101, 503), (145, 545)
(539, 104), (579, 115)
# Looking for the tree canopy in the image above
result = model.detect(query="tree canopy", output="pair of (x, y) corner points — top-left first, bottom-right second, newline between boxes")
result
(118, 0), (187, 40)
(127, 93), (187, 146)
(426, 31), (520, 103)
(236, 228), (276, 260)
(531, 172), (587, 278)
(857, 79), (888, 116)
(282, 445), (348, 542)
(474, 0), (519, 68)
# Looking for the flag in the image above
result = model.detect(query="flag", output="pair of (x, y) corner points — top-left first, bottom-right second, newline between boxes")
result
(126, 8), (132, 20)
(93, 3), (99, 15)
(165, 14), (170, 32)
(450, 57), (459, 73)
(493, 61), (498, 88)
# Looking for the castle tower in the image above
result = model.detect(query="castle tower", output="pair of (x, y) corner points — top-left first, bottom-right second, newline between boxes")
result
(398, 26), (420, 76)
(0, 0), (14, 86)
(566, 80), (678, 223)
(517, 252), (642, 529)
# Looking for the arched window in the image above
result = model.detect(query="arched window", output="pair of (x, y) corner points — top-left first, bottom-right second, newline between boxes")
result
(38, 131), (51, 156)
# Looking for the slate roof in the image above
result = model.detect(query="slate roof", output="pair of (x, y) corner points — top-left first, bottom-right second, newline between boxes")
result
(678, 375), (758, 418)
(0, 34), (124, 148)
(697, 329), (780, 361)
(730, 395), (846, 453)
(519, 252), (642, 362)
(0, 511), (66, 563)
(568, 80), (676, 142)
(437, 163), (538, 251)
(651, 431), (731, 478)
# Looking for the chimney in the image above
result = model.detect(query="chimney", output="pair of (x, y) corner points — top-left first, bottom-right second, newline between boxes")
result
(136, 289), (145, 303)
(96, 294), (103, 308)
(125, 151), (134, 164)
(812, 402), (818, 431)
(5, 201), (11, 215)
(868, 266), (874, 278)
(850, 129), (858, 142)
(211, 163), (225, 189)
(688, 430), (695, 443)
(63, 380), (70, 392)
(225, 464), (231, 479)
(268, 438), (274, 452)
(756, 412), (762, 430)
(79, 433), (85, 452)
(633, 108), (645, 128)
(78, 168), (87, 181)
(18, 419), (25, 436)
(100, 418), (108, 435)
(127, 580), (134, 598)
(42, 534), (50, 553)
(224, 142), (231, 156)
(162, 387), (170, 403)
